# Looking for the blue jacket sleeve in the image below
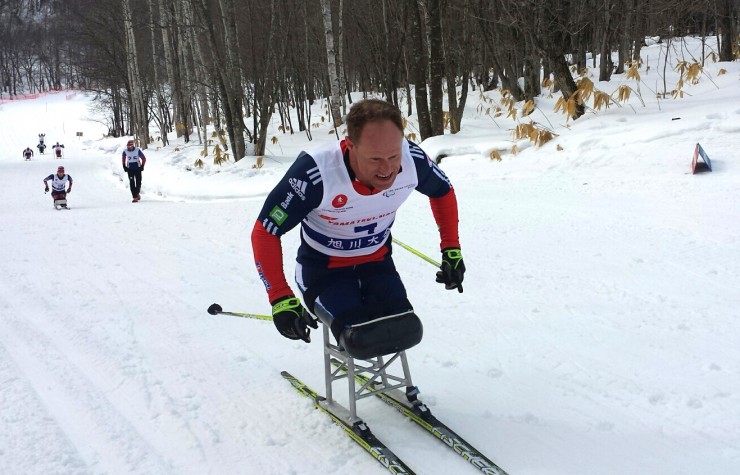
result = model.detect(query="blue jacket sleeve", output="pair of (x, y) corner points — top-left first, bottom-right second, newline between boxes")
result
(256, 152), (323, 237)
(408, 141), (452, 198)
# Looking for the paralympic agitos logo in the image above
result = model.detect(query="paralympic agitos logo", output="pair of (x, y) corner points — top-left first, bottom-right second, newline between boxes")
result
(331, 194), (348, 208)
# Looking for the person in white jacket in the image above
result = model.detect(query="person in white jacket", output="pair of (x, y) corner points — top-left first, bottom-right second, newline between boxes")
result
(121, 140), (147, 202)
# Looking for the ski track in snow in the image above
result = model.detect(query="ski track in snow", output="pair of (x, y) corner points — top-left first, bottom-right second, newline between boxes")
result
(397, 176), (740, 474)
(0, 298), (175, 473)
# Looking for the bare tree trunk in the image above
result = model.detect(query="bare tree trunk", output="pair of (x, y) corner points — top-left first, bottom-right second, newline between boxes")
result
(174, 0), (192, 143)
(381, 0), (393, 102)
(183, 0), (210, 156)
(444, 0), (472, 133)
(717, 0), (736, 61)
(632, 8), (643, 66)
(408, 0), (432, 139)
(189, 9), (211, 157)
(255, 0), (280, 156)
(599, 0), (614, 81)
(536, 0), (585, 120)
(191, 0), (246, 159)
(337, 0), (347, 114)
(167, 1), (190, 142)
(615, 8), (628, 74)
(320, 0), (343, 127)
(148, 0), (169, 146)
(121, 0), (148, 147)
(550, 52), (585, 119)
(218, 0), (246, 159)
(160, 0), (183, 139)
(428, 0), (444, 136)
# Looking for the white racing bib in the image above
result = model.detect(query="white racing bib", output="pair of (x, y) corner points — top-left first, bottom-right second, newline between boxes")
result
(301, 140), (418, 257)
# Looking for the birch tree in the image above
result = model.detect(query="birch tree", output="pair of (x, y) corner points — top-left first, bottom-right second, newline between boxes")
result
(337, 0), (348, 111)
(427, 0), (445, 136)
(148, 0), (170, 145)
(218, 0), (247, 159)
(121, 0), (149, 147)
(191, 0), (243, 159)
(320, 0), (343, 127)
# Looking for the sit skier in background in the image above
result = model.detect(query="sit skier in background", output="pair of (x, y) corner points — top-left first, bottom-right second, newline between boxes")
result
(37, 133), (46, 154)
(44, 165), (73, 209)
(121, 139), (147, 202)
(53, 142), (65, 159)
(251, 99), (465, 358)
(23, 147), (34, 160)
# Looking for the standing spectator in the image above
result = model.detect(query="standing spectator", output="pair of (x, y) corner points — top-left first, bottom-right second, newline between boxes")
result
(122, 139), (147, 202)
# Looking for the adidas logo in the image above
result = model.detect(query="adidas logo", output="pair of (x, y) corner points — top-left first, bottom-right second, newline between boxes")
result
(289, 178), (307, 200)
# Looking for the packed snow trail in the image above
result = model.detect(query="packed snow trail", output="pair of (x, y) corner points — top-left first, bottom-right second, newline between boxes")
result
(2, 48), (740, 475)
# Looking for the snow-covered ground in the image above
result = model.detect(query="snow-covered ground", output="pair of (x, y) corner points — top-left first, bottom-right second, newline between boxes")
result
(2, 37), (739, 474)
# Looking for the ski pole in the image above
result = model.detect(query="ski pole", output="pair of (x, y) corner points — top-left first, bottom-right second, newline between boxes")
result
(207, 303), (272, 321)
(392, 237), (441, 267)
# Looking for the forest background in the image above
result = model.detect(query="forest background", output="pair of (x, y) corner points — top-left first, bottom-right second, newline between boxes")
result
(1, 0), (738, 164)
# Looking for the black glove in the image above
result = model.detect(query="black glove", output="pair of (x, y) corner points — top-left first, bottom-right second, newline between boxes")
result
(123, 165), (129, 172)
(66, 189), (72, 194)
(140, 166), (144, 172)
(44, 186), (49, 193)
(436, 248), (465, 293)
(271, 296), (317, 343)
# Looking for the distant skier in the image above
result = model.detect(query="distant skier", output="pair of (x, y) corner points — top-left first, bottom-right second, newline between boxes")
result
(38, 133), (46, 145)
(122, 139), (147, 202)
(53, 142), (65, 159)
(23, 147), (34, 160)
(44, 165), (73, 209)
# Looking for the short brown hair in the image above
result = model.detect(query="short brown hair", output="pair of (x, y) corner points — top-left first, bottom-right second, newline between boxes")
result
(346, 99), (404, 143)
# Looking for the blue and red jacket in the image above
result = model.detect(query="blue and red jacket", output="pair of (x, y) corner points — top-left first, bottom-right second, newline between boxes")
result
(252, 139), (460, 303)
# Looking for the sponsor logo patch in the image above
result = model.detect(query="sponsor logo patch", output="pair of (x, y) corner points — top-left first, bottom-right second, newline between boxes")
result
(281, 191), (294, 209)
(289, 178), (307, 200)
(269, 205), (288, 225)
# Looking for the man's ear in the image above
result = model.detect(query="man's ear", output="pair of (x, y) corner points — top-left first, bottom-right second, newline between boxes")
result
(345, 137), (355, 151)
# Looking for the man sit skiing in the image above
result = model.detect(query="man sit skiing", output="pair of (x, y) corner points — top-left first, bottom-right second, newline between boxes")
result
(44, 166), (73, 209)
(53, 142), (65, 159)
(23, 147), (34, 160)
(251, 99), (465, 359)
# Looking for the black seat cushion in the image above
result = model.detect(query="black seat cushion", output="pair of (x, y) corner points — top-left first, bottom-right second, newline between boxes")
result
(338, 312), (423, 360)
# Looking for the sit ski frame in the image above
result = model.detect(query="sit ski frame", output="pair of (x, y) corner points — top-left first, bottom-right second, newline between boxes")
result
(320, 325), (415, 424)
(282, 325), (509, 475)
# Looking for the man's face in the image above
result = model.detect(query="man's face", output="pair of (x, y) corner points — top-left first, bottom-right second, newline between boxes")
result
(347, 120), (403, 191)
